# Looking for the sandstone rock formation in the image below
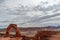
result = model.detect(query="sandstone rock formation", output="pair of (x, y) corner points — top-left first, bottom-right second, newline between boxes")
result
(4, 24), (22, 37)
(35, 31), (57, 40)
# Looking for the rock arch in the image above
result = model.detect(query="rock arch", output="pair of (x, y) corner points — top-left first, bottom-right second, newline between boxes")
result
(4, 24), (22, 37)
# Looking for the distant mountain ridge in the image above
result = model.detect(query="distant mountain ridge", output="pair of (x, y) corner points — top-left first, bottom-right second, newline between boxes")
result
(0, 26), (60, 32)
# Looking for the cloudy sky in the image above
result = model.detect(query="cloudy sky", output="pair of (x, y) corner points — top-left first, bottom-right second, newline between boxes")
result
(0, 0), (60, 28)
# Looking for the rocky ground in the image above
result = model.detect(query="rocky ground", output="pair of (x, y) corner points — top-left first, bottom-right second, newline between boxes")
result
(0, 31), (60, 40)
(48, 33), (60, 40)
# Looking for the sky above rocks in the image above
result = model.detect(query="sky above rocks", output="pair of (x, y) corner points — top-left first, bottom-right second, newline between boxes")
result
(0, 0), (60, 28)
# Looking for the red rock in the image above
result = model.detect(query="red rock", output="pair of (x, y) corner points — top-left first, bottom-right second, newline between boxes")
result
(4, 24), (22, 37)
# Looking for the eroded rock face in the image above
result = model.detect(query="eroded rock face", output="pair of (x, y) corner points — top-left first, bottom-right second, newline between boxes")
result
(35, 31), (57, 40)
(4, 24), (22, 37)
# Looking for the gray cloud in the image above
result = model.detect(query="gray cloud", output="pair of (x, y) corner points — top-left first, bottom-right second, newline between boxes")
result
(0, 0), (5, 3)
(19, 13), (60, 25)
(0, 0), (60, 28)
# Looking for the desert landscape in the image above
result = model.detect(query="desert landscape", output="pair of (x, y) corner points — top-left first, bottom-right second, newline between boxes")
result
(0, 24), (60, 40)
(0, 0), (60, 40)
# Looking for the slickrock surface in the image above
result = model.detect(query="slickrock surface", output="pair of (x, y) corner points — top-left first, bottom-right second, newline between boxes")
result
(49, 33), (60, 40)
(0, 37), (22, 40)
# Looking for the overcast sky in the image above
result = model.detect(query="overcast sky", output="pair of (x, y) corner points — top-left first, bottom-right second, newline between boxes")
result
(0, 0), (60, 28)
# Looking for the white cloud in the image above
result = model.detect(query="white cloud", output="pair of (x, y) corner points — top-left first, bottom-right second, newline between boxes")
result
(26, 11), (45, 17)
(0, 0), (60, 28)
